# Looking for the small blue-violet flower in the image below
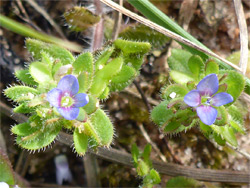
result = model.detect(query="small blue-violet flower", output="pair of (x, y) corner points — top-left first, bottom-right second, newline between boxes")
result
(184, 74), (233, 125)
(47, 75), (89, 120)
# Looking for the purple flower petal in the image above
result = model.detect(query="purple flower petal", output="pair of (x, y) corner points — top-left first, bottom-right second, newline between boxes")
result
(73, 93), (89, 107)
(197, 105), (217, 125)
(211, 92), (234, 106)
(57, 107), (79, 120)
(47, 88), (62, 107)
(184, 90), (201, 107)
(57, 75), (79, 96)
(197, 74), (218, 96)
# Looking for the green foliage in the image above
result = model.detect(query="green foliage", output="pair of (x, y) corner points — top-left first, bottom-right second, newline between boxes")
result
(73, 129), (88, 156)
(205, 60), (219, 75)
(219, 70), (245, 106)
(4, 86), (38, 102)
(211, 125), (238, 147)
(119, 24), (169, 48)
(151, 100), (174, 127)
(166, 176), (201, 188)
(64, 6), (100, 32)
(169, 70), (195, 85)
(29, 62), (53, 83)
(131, 144), (161, 187)
(5, 38), (151, 155)
(161, 84), (188, 100)
(167, 49), (192, 75)
(110, 65), (136, 91)
(89, 109), (113, 146)
(151, 49), (246, 147)
(188, 55), (204, 79)
(14, 116), (63, 150)
(26, 39), (75, 64)
(15, 69), (37, 85)
(114, 39), (151, 55)
(0, 150), (15, 185)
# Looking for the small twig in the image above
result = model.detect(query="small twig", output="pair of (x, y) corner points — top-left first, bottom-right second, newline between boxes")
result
(100, 0), (242, 72)
(133, 80), (152, 111)
(15, 0), (43, 32)
(26, 0), (66, 39)
(0, 129), (7, 153)
(234, 0), (249, 75)
(163, 137), (183, 164)
(83, 153), (101, 187)
(112, 0), (123, 40)
(226, 143), (250, 161)
(138, 123), (166, 162)
(91, 0), (104, 51)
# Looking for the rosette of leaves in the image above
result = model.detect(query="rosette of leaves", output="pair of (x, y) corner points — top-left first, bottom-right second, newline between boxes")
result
(151, 49), (246, 147)
(4, 38), (151, 155)
(131, 144), (161, 188)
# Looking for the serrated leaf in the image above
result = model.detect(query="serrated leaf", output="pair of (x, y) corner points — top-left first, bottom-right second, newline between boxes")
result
(151, 100), (174, 127)
(164, 121), (181, 132)
(230, 121), (245, 134)
(167, 49), (193, 74)
(11, 122), (38, 136)
(114, 39), (151, 54)
(211, 125), (238, 147)
(219, 70), (245, 106)
(73, 52), (93, 75)
(131, 144), (140, 164)
(161, 84), (188, 100)
(227, 105), (244, 126)
(89, 109), (113, 146)
(110, 65), (136, 91)
(96, 57), (124, 80)
(4, 86), (38, 102)
(166, 176), (201, 188)
(26, 39), (75, 65)
(214, 106), (228, 126)
(15, 69), (37, 85)
(119, 24), (169, 48)
(169, 70), (195, 85)
(148, 169), (161, 184)
(199, 121), (213, 138)
(64, 6), (101, 32)
(13, 103), (34, 113)
(78, 72), (90, 93)
(16, 120), (62, 150)
(124, 53), (144, 70)
(137, 160), (149, 177)
(82, 95), (98, 115)
(205, 60), (219, 75)
(142, 144), (152, 167)
(73, 129), (88, 156)
(99, 86), (110, 99)
(94, 47), (114, 71)
(29, 61), (53, 83)
(213, 132), (226, 146)
(0, 150), (15, 185)
(188, 55), (204, 79)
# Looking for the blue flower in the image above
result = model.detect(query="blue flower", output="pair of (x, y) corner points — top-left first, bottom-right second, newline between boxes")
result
(184, 74), (233, 125)
(47, 75), (89, 120)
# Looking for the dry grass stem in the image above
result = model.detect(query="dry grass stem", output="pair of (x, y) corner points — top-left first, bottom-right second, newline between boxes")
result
(100, 0), (242, 72)
(138, 123), (167, 162)
(234, 0), (249, 75)
(27, 0), (66, 39)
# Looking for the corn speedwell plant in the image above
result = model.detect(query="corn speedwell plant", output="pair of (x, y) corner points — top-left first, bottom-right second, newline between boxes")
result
(4, 38), (151, 155)
(151, 49), (246, 147)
